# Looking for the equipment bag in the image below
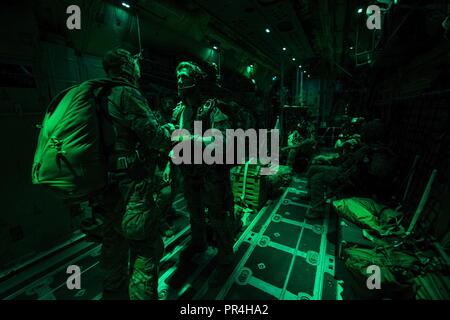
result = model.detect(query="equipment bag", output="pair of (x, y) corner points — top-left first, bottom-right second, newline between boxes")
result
(333, 197), (405, 237)
(344, 246), (420, 298)
(31, 78), (137, 200)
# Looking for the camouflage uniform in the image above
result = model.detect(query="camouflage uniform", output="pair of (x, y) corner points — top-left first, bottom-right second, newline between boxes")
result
(95, 76), (173, 300)
(172, 99), (234, 264)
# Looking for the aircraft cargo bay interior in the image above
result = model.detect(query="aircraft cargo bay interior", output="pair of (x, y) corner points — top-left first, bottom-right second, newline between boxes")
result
(0, 0), (449, 302)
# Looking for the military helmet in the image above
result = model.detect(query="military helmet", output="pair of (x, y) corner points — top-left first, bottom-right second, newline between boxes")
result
(348, 116), (365, 133)
(102, 48), (141, 78)
(351, 117), (365, 124)
(176, 61), (207, 84)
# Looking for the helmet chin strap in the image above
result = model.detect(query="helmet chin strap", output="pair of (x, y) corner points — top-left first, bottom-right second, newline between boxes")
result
(179, 83), (197, 90)
(178, 83), (200, 101)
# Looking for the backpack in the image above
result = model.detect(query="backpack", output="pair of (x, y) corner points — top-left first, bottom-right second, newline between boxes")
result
(344, 246), (419, 299)
(31, 78), (137, 200)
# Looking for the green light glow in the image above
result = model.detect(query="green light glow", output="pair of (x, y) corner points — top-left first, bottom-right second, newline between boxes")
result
(121, 2), (130, 8)
(244, 64), (255, 79)
(357, 8), (363, 14)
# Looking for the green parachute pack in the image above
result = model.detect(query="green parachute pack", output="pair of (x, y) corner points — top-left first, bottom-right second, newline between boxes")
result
(31, 78), (137, 200)
(344, 246), (420, 298)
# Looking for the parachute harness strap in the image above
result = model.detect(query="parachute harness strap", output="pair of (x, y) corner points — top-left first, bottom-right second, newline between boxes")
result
(50, 136), (66, 156)
(241, 160), (251, 202)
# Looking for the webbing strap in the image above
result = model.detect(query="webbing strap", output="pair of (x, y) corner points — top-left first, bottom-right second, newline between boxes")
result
(240, 160), (251, 202)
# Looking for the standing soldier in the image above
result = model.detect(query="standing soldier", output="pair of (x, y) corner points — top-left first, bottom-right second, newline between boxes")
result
(96, 48), (174, 299)
(165, 61), (235, 281)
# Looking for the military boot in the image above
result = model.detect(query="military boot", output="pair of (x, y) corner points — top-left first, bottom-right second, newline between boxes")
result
(129, 255), (159, 300)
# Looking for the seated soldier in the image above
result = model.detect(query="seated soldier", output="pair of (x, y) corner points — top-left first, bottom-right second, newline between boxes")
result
(306, 119), (397, 219)
(284, 109), (317, 170)
(304, 117), (365, 196)
(334, 117), (365, 155)
(312, 116), (365, 166)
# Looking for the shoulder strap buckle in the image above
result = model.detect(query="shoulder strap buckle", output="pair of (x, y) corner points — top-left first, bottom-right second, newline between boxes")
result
(117, 156), (129, 170)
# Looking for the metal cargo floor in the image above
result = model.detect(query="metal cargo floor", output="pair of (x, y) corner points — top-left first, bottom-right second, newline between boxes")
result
(0, 176), (341, 300)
